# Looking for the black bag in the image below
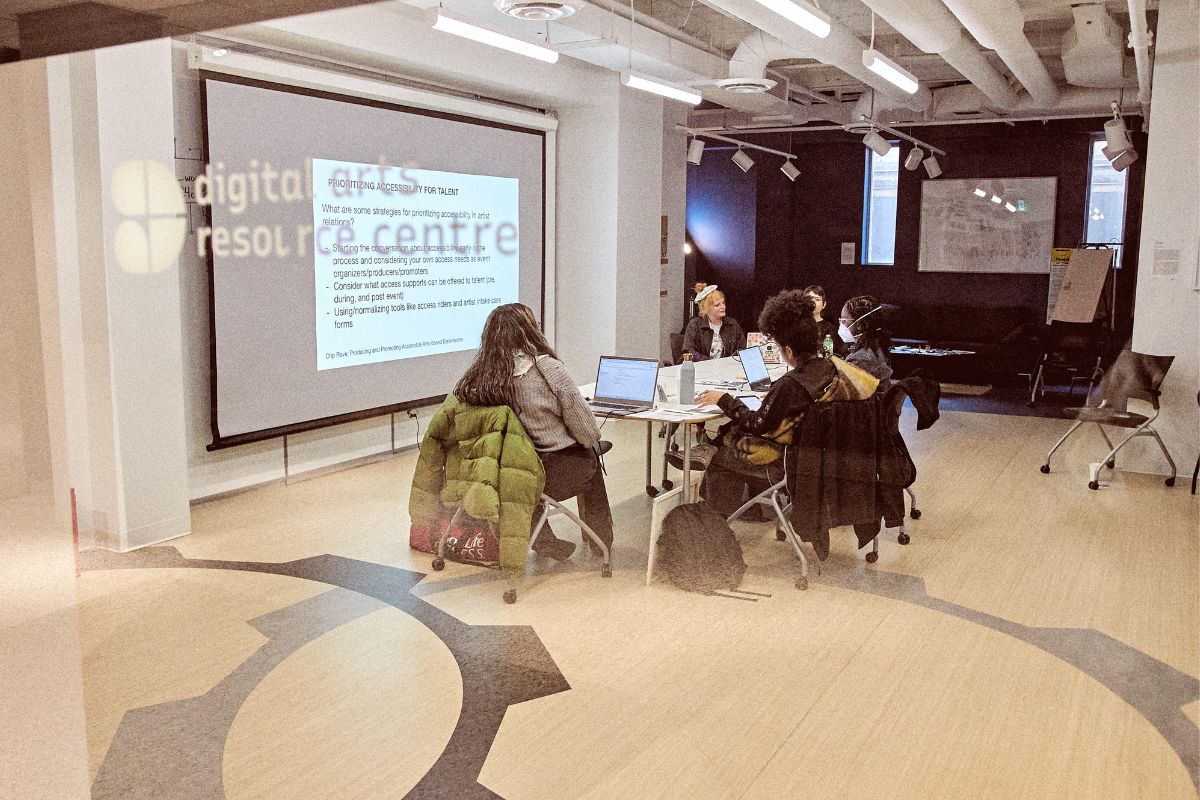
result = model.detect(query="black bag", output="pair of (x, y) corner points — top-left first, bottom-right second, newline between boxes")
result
(657, 503), (747, 594)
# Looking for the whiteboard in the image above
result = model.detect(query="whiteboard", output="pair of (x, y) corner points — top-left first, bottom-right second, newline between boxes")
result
(918, 177), (1058, 273)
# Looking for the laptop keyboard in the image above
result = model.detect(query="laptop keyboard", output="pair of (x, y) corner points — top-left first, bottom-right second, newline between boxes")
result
(589, 402), (642, 415)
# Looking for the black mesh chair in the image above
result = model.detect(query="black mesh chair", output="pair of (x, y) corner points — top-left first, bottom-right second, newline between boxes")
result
(1040, 349), (1177, 489)
(1029, 321), (1110, 405)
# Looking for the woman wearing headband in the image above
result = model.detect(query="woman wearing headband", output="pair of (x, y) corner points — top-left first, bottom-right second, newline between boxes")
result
(838, 295), (893, 390)
(682, 283), (747, 361)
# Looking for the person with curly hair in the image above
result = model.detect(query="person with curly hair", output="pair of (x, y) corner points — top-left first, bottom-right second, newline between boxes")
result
(695, 290), (838, 516)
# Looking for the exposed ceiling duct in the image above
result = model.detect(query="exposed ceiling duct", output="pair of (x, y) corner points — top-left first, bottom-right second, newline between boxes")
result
(1060, 4), (1128, 88)
(1126, 0), (1154, 121)
(856, 0), (1017, 108)
(925, 82), (1135, 120)
(940, 0), (1060, 105)
(701, 0), (934, 112)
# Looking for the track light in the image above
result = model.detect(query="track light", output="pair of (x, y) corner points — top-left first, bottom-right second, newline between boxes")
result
(749, 0), (830, 38)
(780, 160), (800, 181)
(904, 147), (924, 171)
(922, 155), (942, 178)
(1104, 145), (1139, 172)
(863, 130), (891, 157)
(687, 138), (705, 165)
(1104, 117), (1132, 153)
(862, 48), (919, 94)
(620, 71), (701, 105)
(990, 194), (1003, 204)
(731, 149), (755, 172)
(427, 7), (558, 62)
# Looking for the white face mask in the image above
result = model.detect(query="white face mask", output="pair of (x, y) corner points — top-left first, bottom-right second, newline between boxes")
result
(838, 322), (858, 343)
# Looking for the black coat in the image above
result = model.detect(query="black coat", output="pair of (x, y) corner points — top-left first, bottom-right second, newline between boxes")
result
(682, 316), (747, 361)
(785, 381), (936, 558)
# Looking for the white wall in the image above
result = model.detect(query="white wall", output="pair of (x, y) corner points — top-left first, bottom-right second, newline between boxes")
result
(660, 103), (689, 361)
(1128, 0), (1200, 476)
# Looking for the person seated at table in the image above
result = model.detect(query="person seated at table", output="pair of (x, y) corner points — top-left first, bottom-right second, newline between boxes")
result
(694, 291), (846, 517)
(453, 303), (614, 560)
(802, 284), (838, 351)
(839, 295), (893, 392)
(682, 283), (747, 361)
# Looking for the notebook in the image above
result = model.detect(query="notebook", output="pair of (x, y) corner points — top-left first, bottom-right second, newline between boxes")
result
(738, 346), (773, 392)
(588, 356), (660, 415)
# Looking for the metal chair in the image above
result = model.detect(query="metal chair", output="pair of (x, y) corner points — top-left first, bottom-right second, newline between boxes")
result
(1029, 321), (1110, 405)
(1040, 349), (1177, 489)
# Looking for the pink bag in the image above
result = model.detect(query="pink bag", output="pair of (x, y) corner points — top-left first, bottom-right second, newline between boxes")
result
(410, 510), (500, 568)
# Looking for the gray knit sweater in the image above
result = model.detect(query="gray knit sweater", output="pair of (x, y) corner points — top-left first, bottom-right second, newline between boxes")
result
(512, 356), (601, 453)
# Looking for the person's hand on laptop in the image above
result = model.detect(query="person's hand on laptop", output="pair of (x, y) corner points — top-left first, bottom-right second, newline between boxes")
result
(695, 390), (726, 407)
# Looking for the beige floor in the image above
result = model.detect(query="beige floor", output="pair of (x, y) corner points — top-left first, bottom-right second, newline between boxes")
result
(7, 407), (1200, 799)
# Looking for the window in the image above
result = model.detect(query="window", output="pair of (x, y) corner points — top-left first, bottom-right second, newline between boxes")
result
(862, 144), (899, 265)
(1085, 137), (1128, 265)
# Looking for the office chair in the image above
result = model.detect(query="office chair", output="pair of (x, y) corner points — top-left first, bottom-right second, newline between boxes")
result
(1040, 349), (1177, 489)
(1029, 321), (1109, 405)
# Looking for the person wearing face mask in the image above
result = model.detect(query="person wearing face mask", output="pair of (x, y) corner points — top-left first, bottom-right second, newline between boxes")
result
(839, 295), (893, 392)
(802, 284), (838, 351)
(682, 283), (747, 361)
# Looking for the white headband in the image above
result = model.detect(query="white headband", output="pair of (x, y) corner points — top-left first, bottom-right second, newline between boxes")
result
(695, 285), (719, 303)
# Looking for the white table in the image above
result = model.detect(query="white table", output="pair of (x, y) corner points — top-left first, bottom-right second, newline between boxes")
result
(582, 355), (790, 584)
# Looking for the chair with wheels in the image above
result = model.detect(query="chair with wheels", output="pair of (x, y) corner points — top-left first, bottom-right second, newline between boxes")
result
(1029, 321), (1110, 405)
(1040, 349), (1177, 489)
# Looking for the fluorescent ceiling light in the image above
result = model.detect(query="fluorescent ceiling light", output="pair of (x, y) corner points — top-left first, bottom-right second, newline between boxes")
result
(990, 194), (1003, 204)
(751, 0), (831, 38)
(781, 160), (801, 181)
(863, 48), (919, 94)
(621, 71), (701, 105)
(973, 186), (987, 197)
(428, 7), (558, 63)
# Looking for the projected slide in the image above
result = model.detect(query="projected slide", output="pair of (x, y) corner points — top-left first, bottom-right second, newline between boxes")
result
(312, 159), (519, 369)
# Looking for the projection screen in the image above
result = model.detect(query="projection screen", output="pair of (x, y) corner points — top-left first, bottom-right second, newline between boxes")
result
(201, 73), (546, 448)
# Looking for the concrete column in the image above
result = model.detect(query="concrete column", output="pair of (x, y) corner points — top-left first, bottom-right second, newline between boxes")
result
(1128, 0), (1200, 475)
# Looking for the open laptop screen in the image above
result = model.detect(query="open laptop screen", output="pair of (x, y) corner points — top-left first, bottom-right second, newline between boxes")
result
(594, 357), (659, 404)
(739, 346), (772, 391)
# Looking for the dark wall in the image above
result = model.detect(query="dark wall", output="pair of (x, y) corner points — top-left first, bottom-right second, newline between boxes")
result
(686, 117), (1146, 341)
(684, 146), (757, 329)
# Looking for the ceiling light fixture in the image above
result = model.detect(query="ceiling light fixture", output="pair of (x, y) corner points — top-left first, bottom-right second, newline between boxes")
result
(211, 48), (229, 57)
(731, 148), (755, 172)
(781, 160), (801, 181)
(750, 0), (831, 38)
(1004, 201), (1017, 212)
(620, 71), (701, 105)
(863, 130), (891, 157)
(922, 155), (942, 178)
(863, 48), (919, 94)
(687, 138), (706, 165)
(990, 194), (1003, 204)
(973, 186), (987, 197)
(427, 7), (559, 63)
(904, 146), (925, 171)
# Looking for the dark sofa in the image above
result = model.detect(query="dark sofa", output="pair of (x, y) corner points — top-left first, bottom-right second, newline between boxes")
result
(884, 305), (1042, 384)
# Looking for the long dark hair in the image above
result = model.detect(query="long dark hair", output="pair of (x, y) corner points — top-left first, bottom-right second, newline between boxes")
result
(843, 295), (892, 354)
(454, 304), (557, 409)
(758, 290), (820, 356)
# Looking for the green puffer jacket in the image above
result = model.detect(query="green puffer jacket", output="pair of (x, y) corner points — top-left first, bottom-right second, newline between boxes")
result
(409, 395), (546, 572)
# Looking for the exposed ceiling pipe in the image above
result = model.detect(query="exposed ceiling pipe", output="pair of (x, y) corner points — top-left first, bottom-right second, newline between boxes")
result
(940, 0), (1060, 105)
(727, 30), (794, 83)
(857, 0), (1017, 108)
(702, 0), (934, 111)
(1126, 0), (1153, 122)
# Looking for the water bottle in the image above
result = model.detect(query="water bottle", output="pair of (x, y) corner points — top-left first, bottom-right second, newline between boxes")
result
(679, 353), (695, 405)
(822, 334), (834, 357)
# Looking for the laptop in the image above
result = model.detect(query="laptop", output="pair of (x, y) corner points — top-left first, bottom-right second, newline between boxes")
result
(588, 356), (660, 415)
(738, 346), (773, 392)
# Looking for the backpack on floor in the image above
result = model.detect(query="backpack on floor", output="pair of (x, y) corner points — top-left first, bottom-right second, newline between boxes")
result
(657, 503), (747, 594)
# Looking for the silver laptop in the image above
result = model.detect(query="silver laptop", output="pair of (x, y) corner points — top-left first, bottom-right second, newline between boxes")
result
(588, 356), (660, 415)
(738, 346), (773, 392)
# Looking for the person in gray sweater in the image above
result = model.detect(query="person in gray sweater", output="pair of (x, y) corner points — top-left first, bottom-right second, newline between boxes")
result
(453, 304), (614, 560)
